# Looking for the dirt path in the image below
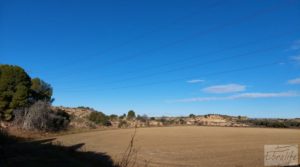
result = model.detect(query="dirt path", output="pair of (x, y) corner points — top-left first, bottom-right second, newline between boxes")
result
(54, 126), (300, 167)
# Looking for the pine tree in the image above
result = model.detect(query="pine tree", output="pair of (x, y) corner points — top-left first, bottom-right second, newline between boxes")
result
(31, 78), (53, 102)
(0, 65), (31, 120)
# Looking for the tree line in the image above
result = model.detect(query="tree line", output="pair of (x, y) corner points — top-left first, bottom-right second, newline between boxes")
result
(237, 118), (300, 128)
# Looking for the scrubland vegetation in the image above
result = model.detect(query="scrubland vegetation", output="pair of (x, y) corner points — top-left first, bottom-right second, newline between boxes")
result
(237, 118), (300, 128)
(0, 65), (70, 132)
(1, 64), (299, 167)
(1, 65), (297, 132)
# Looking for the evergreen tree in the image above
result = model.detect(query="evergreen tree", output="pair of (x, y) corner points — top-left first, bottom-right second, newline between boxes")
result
(0, 65), (31, 120)
(127, 110), (136, 120)
(31, 78), (53, 102)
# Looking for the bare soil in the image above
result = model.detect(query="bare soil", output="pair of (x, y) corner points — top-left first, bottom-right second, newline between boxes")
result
(54, 126), (300, 167)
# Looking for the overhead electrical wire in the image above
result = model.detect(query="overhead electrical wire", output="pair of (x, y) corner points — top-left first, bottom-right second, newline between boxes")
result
(101, 42), (290, 84)
(60, 59), (285, 93)
(44, 0), (293, 78)
(58, 43), (289, 92)
(44, 0), (226, 70)
(53, 29), (297, 82)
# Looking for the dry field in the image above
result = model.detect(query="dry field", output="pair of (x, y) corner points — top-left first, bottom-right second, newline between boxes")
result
(54, 126), (300, 167)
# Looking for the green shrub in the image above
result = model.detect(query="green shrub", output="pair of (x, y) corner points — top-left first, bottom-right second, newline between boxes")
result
(118, 120), (128, 128)
(89, 111), (110, 126)
(136, 114), (148, 122)
(189, 114), (195, 118)
(119, 114), (126, 119)
(127, 110), (136, 120)
(109, 114), (118, 121)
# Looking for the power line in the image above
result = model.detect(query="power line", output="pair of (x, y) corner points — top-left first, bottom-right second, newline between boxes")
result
(57, 40), (289, 89)
(44, 0), (293, 78)
(58, 47), (289, 92)
(54, 29), (297, 81)
(110, 61), (281, 90)
(60, 60), (283, 93)
(103, 43), (286, 84)
(97, 1), (288, 67)
(43, 0), (226, 71)
(116, 31), (298, 76)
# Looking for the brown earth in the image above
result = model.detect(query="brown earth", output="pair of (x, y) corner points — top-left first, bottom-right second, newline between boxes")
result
(52, 106), (97, 129)
(53, 126), (300, 167)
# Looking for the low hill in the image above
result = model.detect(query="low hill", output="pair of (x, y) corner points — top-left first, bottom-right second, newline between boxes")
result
(52, 107), (249, 129)
(52, 106), (97, 129)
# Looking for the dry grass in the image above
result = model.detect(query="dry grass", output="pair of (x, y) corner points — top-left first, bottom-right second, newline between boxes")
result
(54, 126), (300, 167)
(116, 128), (138, 167)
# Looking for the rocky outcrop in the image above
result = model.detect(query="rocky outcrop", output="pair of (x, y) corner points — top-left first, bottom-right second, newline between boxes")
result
(186, 115), (248, 127)
(52, 106), (97, 129)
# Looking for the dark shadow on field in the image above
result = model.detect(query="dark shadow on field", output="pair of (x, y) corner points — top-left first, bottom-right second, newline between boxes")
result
(0, 130), (117, 167)
(23, 138), (56, 144)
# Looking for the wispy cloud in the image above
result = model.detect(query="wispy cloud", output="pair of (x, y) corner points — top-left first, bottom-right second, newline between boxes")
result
(202, 84), (246, 94)
(290, 40), (300, 50)
(291, 55), (300, 64)
(186, 79), (204, 84)
(171, 91), (299, 103)
(228, 92), (298, 99)
(288, 77), (300, 85)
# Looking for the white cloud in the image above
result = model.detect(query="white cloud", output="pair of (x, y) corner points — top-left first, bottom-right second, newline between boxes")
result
(187, 79), (204, 84)
(228, 92), (298, 99)
(291, 55), (300, 64)
(291, 40), (300, 50)
(202, 84), (246, 94)
(171, 91), (299, 103)
(288, 77), (300, 85)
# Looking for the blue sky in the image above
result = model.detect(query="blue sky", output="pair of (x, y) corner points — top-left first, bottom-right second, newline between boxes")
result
(1, 0), (300, 118)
